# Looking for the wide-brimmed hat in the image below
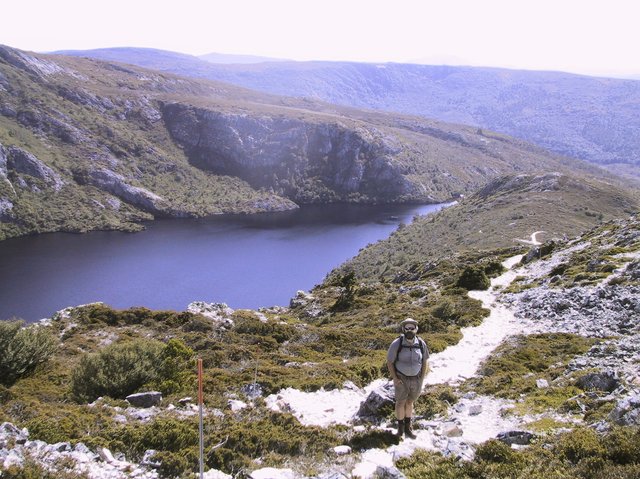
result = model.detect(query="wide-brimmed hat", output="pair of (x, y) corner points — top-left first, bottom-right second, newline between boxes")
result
(400, 318), (419, 330)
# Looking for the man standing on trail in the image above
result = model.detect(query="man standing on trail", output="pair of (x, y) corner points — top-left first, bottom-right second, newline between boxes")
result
(387, 318), (429, 439)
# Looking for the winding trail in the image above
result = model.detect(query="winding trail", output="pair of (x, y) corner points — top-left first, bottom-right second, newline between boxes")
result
(425, 253), (524, 385)
(265, 236), (542, 478)
(516, 231), (544, 246)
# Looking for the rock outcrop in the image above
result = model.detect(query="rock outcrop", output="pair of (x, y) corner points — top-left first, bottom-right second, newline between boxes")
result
(0, 143), (7, 178)
(84, 168), (169, 215)
(161, 103), (417, 203)
(4, 145), (64, 190)
(126, 392), (162, 408)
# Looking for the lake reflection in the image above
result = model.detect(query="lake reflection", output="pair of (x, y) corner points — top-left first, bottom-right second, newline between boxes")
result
(0, 203), (447, 322)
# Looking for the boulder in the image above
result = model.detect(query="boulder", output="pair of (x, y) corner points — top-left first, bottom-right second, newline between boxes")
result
(444, 441), (475, 460)
(6, 146), (64, 190)
(126, 391), (162, 408)
(374, 465), (406, 479)
(609, 394), (640, 426)
(290, 290), (314, 308)
(86, 167), (168, 214)
(0, 422), (28, 446)
(204, 469), (233, 479)
(576, 371), (620, 392)
(187, 302), (235, 328)
(496, 430), (535, 446)
(356, 383), (395, 423)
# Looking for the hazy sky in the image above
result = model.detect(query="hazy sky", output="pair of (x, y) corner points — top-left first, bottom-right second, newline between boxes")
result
(2, 0), (639, 77)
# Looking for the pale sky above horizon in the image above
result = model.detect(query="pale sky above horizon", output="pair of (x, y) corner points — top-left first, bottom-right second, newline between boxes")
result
(2, 0), (640, 77)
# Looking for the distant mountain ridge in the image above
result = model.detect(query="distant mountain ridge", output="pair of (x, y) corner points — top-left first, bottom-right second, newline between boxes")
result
(55, 47), (640, 174)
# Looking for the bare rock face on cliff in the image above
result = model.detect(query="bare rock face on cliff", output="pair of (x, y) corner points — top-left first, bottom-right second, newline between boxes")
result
(161, 103), (418, 203)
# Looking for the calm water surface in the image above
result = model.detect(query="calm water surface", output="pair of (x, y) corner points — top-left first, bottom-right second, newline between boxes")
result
(0, 203), (446, 322)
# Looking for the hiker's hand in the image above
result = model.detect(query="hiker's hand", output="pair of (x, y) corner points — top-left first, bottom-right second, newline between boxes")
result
(393, 377), (403, 387)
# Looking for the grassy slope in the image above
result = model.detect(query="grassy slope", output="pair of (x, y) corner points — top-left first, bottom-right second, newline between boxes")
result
(336, 173), (640, 282)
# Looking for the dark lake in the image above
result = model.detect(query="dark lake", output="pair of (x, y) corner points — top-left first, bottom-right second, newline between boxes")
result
(0, 203), (447, 322)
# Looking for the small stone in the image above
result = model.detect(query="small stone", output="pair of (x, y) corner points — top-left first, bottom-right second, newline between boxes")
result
(441, 421), (463, 437)
(333, 445), (352, 455)
(468, 404), (483, 416)
(536, 379), (549, 389)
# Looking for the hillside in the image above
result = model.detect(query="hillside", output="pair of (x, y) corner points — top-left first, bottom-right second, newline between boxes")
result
(0, 45), (618, 241)
(336, 172), (640, 282)
(58, 48), (640, 174)
(1, 205), (638, 478)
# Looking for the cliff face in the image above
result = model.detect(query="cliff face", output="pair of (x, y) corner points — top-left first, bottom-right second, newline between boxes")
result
(161, 103), (415, 203)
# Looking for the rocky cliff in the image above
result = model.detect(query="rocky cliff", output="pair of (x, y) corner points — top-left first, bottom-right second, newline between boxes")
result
(161, 102), (416, 203)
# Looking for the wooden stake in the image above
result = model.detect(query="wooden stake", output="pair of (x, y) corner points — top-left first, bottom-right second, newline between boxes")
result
(198, 358), (204, 479)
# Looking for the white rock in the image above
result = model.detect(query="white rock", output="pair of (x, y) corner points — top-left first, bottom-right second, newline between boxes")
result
(228, 399), (248, 412)
(333, 445), (352, 455)
(441, 422), (464, 437)
(98, 447), (117, 463)
(3, 449), (24, 469)
(204, 468), (233, 479)
(536, 379), (549, 389)
(250, 467), (296, 479)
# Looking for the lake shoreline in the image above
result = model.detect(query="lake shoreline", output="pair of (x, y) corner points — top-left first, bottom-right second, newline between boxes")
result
(1, 202), (450, 322)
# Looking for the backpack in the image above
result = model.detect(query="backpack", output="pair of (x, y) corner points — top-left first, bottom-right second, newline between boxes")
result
(394, 335), (428, 366)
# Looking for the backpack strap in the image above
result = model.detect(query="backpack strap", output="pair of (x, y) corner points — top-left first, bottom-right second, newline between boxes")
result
(393, 335), (404, 365)
(394, 336), (428, 365)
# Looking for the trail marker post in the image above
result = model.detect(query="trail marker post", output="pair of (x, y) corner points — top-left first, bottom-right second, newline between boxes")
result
(198, 358), (204, 479)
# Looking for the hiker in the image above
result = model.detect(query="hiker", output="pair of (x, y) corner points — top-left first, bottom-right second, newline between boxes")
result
(386, 318), (429, 439)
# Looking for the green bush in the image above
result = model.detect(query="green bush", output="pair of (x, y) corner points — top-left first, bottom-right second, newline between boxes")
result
(475, 439), (519, 463)
(1, 457), (89, 479)
(0, 320), (57, 386)
(71, 339), (164, 402)
(557, 427), (606, 464)
(456, 266), (490, 290)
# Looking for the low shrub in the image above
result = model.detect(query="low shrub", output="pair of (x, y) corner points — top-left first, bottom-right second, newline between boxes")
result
(0, 320), (57, 387)
(556, 427), (606, 464)
(456, 266), (490, 290)
(71, 339), (164, 402)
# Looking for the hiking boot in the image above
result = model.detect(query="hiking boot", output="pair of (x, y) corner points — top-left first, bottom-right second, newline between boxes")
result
(404, 417), (417, 439)
(396, 419), (405, 438)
